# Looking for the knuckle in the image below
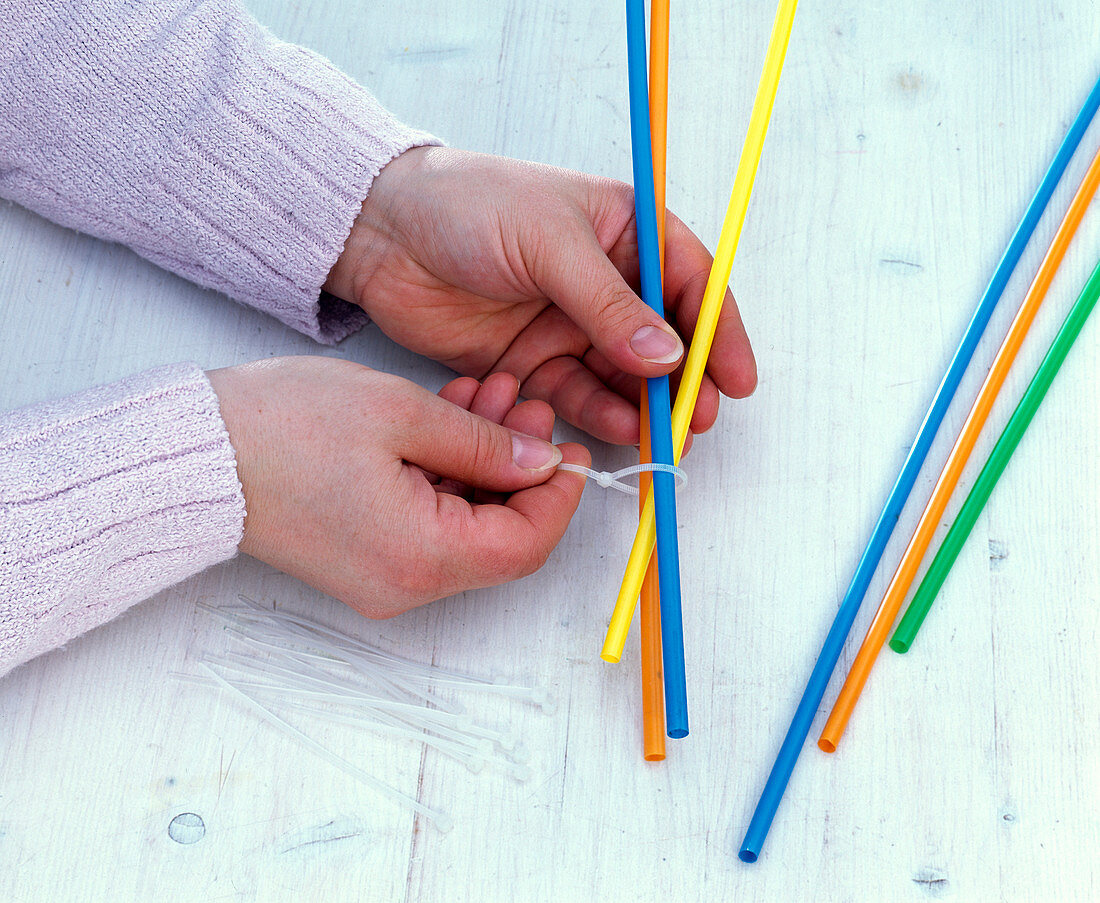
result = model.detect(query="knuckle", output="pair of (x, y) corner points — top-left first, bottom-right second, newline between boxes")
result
(593, 285), (643, 334)
(465, 415), (507, 473)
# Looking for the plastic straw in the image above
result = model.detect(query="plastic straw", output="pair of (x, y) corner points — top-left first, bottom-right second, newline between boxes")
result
(891, 257), (1100, 652)
(739, 75), (1100, 863)
(625, 0), (688, 738)
(819, 142), (1100, 754)
(640, 0), (671, 760)
(604, 0), (798, 665)
(649, 0), (669, 260)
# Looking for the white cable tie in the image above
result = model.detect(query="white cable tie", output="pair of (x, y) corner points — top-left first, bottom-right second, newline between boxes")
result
(556, 461), (686, 496)
(231, 595), (491, 685)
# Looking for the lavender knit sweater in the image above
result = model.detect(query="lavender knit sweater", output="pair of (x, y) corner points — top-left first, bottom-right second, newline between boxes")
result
(0, 0), (439, 676)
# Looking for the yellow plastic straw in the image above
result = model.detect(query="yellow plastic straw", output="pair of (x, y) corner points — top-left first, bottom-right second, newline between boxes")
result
(603, 0), (798, 662)
(818, 141), (1100, 753)
(639, 0), (670, 761)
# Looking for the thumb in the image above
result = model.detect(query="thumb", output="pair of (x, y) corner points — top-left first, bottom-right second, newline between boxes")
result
(531, 222), (684, 377)
(395, 385), (563, 491)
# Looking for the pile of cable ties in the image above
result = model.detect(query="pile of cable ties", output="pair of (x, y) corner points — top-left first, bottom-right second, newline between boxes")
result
(180, 595), (555, 832)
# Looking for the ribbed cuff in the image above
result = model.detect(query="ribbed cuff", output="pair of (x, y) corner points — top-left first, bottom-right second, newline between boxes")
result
(0, 363), (246, 676)
(0, 0), (442, 344)
(146, 27), (442, 343)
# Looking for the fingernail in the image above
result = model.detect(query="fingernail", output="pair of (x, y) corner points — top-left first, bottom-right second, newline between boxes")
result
(630, 324), (683, 364)
(512, 434), (562, 471)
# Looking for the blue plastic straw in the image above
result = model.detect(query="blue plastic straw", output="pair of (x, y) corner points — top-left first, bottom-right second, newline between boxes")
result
(739, 73), (1100, 863)
(625, 0), (687, 738)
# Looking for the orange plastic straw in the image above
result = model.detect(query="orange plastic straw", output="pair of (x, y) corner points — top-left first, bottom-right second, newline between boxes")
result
(818, 142), (1100, 753)
(639, 0), (670, 762)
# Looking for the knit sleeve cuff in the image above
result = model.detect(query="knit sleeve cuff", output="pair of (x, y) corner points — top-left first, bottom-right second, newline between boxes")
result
(0, 0), (442, 344)
(0, 364), (246, 676)
(154, 28), (442, 343)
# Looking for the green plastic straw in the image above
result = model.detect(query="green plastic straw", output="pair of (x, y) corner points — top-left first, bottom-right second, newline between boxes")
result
(890, 256), (1100, 653)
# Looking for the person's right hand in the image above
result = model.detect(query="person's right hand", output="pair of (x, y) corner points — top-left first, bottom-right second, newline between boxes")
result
(206, 357), (589, 618)
(323, 148), (757, 446)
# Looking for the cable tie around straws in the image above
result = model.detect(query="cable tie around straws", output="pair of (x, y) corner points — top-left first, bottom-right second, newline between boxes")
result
(557, 461), (686, 496)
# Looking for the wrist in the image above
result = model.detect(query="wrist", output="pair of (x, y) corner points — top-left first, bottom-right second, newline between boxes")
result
(322, 145), (435, 310)
(206, 364), (263, 557)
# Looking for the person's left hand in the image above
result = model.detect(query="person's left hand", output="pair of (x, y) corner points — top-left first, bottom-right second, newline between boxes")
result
(324, 147), (756, 446)
(208, 356), (589, 619)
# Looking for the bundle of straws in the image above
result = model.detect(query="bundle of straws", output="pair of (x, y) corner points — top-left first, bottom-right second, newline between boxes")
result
(184, 595), (554, 832)
(738, 74), (1100, 862)
(604, 0), (800, 758)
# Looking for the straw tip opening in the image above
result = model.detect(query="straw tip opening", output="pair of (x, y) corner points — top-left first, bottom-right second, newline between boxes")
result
(643, 752), (666, 762)
(817, 738), (836, 754)
(600, 651), (621, 664)
(889, 638), (910, 654)
(738, 850), (758, 863)
(667, 727), (688, 739)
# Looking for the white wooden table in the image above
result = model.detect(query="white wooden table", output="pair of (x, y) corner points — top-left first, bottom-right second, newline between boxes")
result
(2, 2), (1098, 900)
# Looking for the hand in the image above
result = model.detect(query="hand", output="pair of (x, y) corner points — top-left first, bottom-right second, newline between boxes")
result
(324, 147), (756, 446)
(207, 357), (589, 618)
